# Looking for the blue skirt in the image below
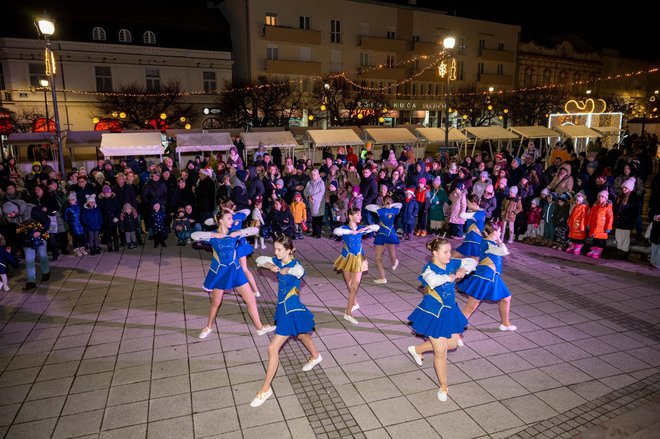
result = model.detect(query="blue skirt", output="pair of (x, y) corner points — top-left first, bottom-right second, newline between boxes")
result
(203, 265), (248, 291)
(455, 241), (480, 257)
(236, 238), (254, 258)
(274, 304), (315, 336)
(408, 306), (467, 339)
(458, 274), (511, 301)
(374, 231), (400, 246)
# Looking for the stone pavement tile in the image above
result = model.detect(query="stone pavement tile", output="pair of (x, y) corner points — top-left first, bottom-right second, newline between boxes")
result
(0, 366), (41, 387)
(112, 364), (151, 386)
(116, 349), (154, 370)
(386, 418), (437, 437)
(374, 354), (419, 376)
(230, 381), (266, 406)
(70, 371), (114, 394)
(83, 341), (120, 360)
(192, 386), (234, 413)
(26, 377), (73, 401)
(463, 338), (510, 357)
(0, 403), (20, 427)
(390, 370), (437, 395)
(152, 345), (189, 363)
(278, 394), (305, 420)
(187, 339), (223, 358)
(572, 357), (623, 379)
(107, 381), (151, 407)
(456, 358), (503, 380)
(427, 409), (486, 439)
(627, 346), (660, 367)
(509, 369), (562, 393)
(6, 353), (49, 371)
(219, 335), (255, 352)
(189, 352), (226, 374)
(331, 345), (372, 366)
(486, 352), (535, 374)
(572, 338), (621, 356)
(552, 310), (593, 325)
(99, 423), (146, 439)
(52, 334), (92, 351)
(77, 356), (116, 376)
(572, 321), (616, 338)
(227, 362), (264, 385)
(354, 377), (402, 403)
(448, 381), (495, 408)
(102, 401), (148, 431)
(148, 393), (192, 422)
(349, 404), (382, 430)
(599, 332), (648, 350)
(535, 387), (587, 412)
(525, 313), (567, 329)
(46, 347), (89, 366)
(148, 415), (194, 439)
(193, 407), (239, 437)
(547, 325), (592, 342)
(52, 409), (103, 439)
(362, 340), (403, 360)
(15, 396), (65, 423)
(544, 343), (592, 362)
(324, 366), (350, 387)
(406, 389), (461, 417)
(540, 363), (593, 386)
(520, 329), (565, 347)
(62, 388), (108, 415)
(320, 332), (360, 350)
(518, 348), (564, 369)
(477, 375), (529, 400)
(286, 417), (316, 439)
(150, 374), (190, 399)
(370, 395), (422, 427)
(336, 383), (366, 407)
(468, 400), (525, 434)
(501, 394), (559, 424)
(598, 373), (638, 390)
(242, 421), (291, 439)
(364, 427), (392, 438)
(568, 379), (613, 400)
(351, 328), (391, 345)
(443, 364), (472, 385)
(223, 347), (261, 368)
(343, 359), (387, 383)
(151, 358), (189, 380)
(4, 417), (57, 439)
(600, 352), (651, 373)
(0, 384), (31, 406)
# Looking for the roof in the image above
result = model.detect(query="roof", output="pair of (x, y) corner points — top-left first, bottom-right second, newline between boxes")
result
(362, 127), (418, 144)
(7, 132), (56, 145)
(415, 127), (469, 143)
(464, 126), (520, 140)
(175, 132), (233, 153)
(592, 126), (625, 134)
(306, 129), (365, 147)
(553, 125), (602, 138)
(100, 132), (164, 157)
(1, 0), (231, 52)
(240, 132), (298, 149)
(66, 130), (106, 146)
(508, 126), (559, 139)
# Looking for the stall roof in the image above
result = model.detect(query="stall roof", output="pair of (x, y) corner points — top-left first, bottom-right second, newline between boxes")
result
(166, 129), (203, 137)
(592, 126), (624, 134)
(464, 126), (520, 140)
(6, 132), (56, 145)
(363, 127), (418, 144)
(100, 132), (164, 157)
(240, 131), (298, 149)
(508, 126), (558, 139)
(553, 125), (602, 138)
(306, 129), (364, 147)
(416, 127), (469, 143)
(251, 126), (284, 132)
(175, 132), (233, 153)
(65, 130), (107, 146)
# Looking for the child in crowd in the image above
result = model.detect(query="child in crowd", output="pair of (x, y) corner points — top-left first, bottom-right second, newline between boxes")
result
(586, 190), (613, 259)
(173, 207), (193, 246)
(552, 193), (571, 250)
(120, 203), (139, 249)
(81, 194), (102, 255)
(401, 188), (419, 240)
(447, 182), (467, 239)
(251, 236), (321, 408)
(501, 186), (523, 243)
(0, 234), (18, 291)
(414, 178), (429, 236)
(349, 186), (363, 211)
(428, 177), (448, 235)
(251, 197), (267, 249)
(151, 203), (168, 248)
(522, 198), (542, 242)
(64, 192), (86, 256)
(566, 191), (588, 255)
(541, 192), (557, 245)
(290, 192), (307, 240)
(331, 189), (349, 241)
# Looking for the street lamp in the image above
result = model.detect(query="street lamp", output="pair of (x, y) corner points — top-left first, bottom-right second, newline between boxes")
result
(39, 78), (50, 131)
(36, 14), (65, 178)
(441, 36), (456, 149)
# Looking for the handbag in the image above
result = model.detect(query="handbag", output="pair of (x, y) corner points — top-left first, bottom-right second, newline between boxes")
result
(48, 215), (58, 234)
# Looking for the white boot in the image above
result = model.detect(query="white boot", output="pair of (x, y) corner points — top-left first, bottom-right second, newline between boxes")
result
(259, 237), (266, 249)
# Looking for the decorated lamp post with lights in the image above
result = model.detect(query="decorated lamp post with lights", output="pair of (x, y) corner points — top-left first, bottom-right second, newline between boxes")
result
(439, 37), (456, 148)
(36, 14), (65, 178)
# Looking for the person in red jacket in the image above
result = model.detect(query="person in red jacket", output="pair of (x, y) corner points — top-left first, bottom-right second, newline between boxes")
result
(522, 198), (542, 242)
(586, 190), (613, 259)
(566, 191), (589, 255)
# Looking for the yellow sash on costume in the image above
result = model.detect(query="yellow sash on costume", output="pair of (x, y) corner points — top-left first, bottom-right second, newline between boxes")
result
(424, 286), (446, 307)
(283, 287), (299, 302)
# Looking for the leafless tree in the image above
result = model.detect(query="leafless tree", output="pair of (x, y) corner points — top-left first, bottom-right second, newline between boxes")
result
(311, 76), (389, 127)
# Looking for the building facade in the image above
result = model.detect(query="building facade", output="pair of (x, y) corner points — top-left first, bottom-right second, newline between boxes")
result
(218, 0), (520, 126)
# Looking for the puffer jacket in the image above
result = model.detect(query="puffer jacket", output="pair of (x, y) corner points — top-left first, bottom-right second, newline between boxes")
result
(64, 204), (84, 235)
(587, 201), (613, 239)
(568, 203), (588, 240)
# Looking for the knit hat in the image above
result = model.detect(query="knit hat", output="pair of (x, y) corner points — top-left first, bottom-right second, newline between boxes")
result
(2, 202), (19, 216)
(455, 182), (464, 191)
(575, 191), (586, 201)
(352, 186), (361, 194)
(199, 167), (213, 178)
(509, 186), (518, 196)
(495, 153), (503, 162)
(598, 190), (609, 199)
(67, 192), (77, 202)
(405, 188), (415, 197)
(102, 185), (112, 194)
(480, 171), (489, 179)
(418, 177), (427, 186)
(86, 194), (96, 204)
(294, 192), (302, 200)
(513, 157), (522, 167)
(550, 192), (558, 201)
(531, 198), (540, 206)
(559, 193), (570, 201)
(540, 188), (550, 197)
(275, 179), (284, 187)
(433, 176), (442, 186)
(586, 161), (598, 170)
(484, 184), (494, 197)
(622, 178), (636, 192)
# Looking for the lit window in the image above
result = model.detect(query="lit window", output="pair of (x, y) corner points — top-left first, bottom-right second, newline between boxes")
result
(118, 29), (132, 43)
(265, 13), (277, 26)
(386, 55), (395, 68)
(143, 31), (156, 44)
(92, 27), (106, 41)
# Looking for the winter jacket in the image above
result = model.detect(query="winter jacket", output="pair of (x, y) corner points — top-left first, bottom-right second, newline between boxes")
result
(428, 188), (448, 221)
(304, 178), (325, 217)
(65, 204), (84, 235)
(527, 206), (542, 226)
(501, 197), (523, 222)
(613, 192), (639, 230)
(0, 246), (18, 274)
(587, 201), (613, 239)
(290, 201), (307, 224)
(401, 198), (419, 226)
(479, 196), (497, 219)
(120, 212), (138, 233)
(112, 182), (138, 208)
(448, 190), (467, 224)
(568, 204), (588, 240)
(81, 204), (103, 232)
(98, 194), (121, 225)
(360, 173), (379, 206)
(246, 167), (265, 202)
(151, 210), (168, 234)
(142, 179), (167, 208)
(553, 202), (570, 228)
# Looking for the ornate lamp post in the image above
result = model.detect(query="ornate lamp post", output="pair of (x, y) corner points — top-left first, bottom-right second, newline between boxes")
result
(441, 37), (456, 148)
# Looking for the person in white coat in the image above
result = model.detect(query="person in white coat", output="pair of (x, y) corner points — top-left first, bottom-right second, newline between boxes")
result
(304, 169), (326, 238)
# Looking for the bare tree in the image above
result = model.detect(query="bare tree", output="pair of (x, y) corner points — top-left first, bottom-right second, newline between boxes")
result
(216, 79), (251, 128)
(504, 88), (567, 126)
(10, 105), (47, 132)
(311, 76), (389, 127)
(449, 83), (503, 127)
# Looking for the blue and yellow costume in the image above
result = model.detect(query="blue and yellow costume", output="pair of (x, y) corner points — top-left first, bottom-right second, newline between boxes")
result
(202, 236), (248, 291)
(333, 225), (377, 272)
(227, 209), (254, 258)
(458, 239), (511, 301)
(257, 256), (315, 336)
(367, 204), (402, 246)
(455, 210), (486, 257)
(408, 259), (468, 339)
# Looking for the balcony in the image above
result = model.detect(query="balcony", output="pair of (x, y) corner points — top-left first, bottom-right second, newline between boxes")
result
(265, 59), (322, 75)
(479, 48), (515, 63)
(413, 41), (440, 55)
(263, 26), (321, 45)
(359, 67), (408, 81)
(477, 73), (514, 88)
(359, 35), (407, 52)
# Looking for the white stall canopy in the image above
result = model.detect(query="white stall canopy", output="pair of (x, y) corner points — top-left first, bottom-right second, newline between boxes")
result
(306, 129), (364, 147)
(240, 131), (298, 149)
(553, 125), (602, 153)
(508, 126), (559, 156)
(464, 126), (520, 157)
(100, 132), (164, 158)
(174, 132), (234, 163)
(415, 127), (470, 155)
(362, 127), (418, 144)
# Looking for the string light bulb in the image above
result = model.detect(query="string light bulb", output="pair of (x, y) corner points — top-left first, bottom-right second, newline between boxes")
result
(159, 113), (167, 120)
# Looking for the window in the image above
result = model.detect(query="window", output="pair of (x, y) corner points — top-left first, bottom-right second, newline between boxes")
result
(524, 67), (533, 87)
(386, 54), (395, 68)
(92, 27), (106, 41)
(330, 50), (342, 72)
(457, 60), (464, 81)
(427, 84), (433, 95)
(203, 71), (217, 93)
(386, 30), (396, 40)
(265, 13), (277, 26)
(359, 22), (370, 36)
(543, 68), (552, 84)
(300, 47), (312, 62)
(558, 70), (567, 88)
(95, 66), (112, 92)
(299, 16), (310, 30)
(479, 39), (486, 49)
(360, 52), (369, 67)
(412, 34), (420, 43)
(412, 84), (416, 96)
(477, 62), (484, 80)
(266, 46), (279, 60)
(458, 37), (466, 56)
(29, 63), (45, 87)
(143, 31), (156, 44)
(497, 64), (504, 75)
(145, 67), (160, 91)
(118, 29), (132, 43)
(498, 42), (504, 51)
(0, 64), (6, 91)
(330, 20), (341, 43)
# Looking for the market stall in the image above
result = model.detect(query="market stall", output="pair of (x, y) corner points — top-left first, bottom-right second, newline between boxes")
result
(173, 132), (233, 164)
(415, 127), (470, 156)
(362, 127), (420, 158)
(304, 128), (364, 163)
(99, 132), (164, 159)
(552, 125), (602, 153)
(239, 130), (299, 163)
(463, 126), (520, 157)
(508, 126), (559, 157)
